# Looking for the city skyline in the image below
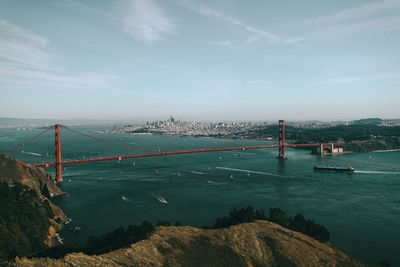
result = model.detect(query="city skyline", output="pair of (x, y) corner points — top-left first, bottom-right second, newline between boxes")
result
(1, 0), (400, 121)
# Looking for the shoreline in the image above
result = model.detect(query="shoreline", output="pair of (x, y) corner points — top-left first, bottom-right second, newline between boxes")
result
(95, 130), (400, 155)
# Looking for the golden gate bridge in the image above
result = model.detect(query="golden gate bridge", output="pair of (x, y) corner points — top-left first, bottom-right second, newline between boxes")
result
(2, 120), (338, 183)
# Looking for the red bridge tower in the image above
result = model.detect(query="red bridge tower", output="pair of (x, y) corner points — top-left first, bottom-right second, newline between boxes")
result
(55, 124), (63, 183)
(278, 119), (287, 159)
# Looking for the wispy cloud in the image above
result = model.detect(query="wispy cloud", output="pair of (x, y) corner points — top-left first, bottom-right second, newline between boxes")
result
(206, 40), (237, 49)
(0, 19), (57, 70)
(301, 0), (400, 26)
(318, 72), (400, 85)
(244, 26), (302, 44)
(177, 0), (302, 44)
(56, 0), (108, 15)
(0, 19), (117, 91)
(291, 0), (400, 42)
(114, 0), (176, 43)
(178, 0), (242, 26)
(61, 0), (85, 9)
(0, 62), (117, 90)
(310, 16), (400, 41)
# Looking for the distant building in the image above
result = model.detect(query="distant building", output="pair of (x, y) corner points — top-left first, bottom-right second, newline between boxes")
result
(316, 144), (344, 156)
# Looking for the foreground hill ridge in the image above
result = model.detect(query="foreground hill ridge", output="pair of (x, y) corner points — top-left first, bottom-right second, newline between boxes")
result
(15, 220), (365, 267)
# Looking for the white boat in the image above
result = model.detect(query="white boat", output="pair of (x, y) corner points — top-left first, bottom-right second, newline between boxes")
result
(158, 197), (168, 204)
(56, 233), (64, 245)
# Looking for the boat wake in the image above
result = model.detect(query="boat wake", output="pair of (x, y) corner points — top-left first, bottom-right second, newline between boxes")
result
(121, 195), (132, 202)
(182, 169), (205, 175)
(207, 180), (227, 185)
(22, 151), (42, 157)
(354, 170), (400, 174)
(135, 178), (165, 182)
(216, 166), (297, 178)
(146, 192), (168, 204)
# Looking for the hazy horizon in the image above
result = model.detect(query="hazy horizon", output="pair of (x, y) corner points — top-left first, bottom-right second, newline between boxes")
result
(0, 115), (398, 125)
(1, 0), (399, 120)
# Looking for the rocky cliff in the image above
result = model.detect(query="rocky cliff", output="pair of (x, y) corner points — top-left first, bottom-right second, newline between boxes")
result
(0, 154), (67, 235)
(14, 221), (365, 267)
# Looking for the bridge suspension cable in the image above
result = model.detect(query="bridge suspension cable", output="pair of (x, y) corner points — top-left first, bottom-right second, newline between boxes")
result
(2, 120), (342, 184)
(1, 126), (52, 154)
(60, 125), (139, 150)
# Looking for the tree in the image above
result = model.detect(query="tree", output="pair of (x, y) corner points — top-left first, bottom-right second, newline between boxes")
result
(268, 208), (288, 226)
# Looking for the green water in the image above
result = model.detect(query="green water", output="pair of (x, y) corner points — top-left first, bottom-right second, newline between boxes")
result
(1, 126), (399, 266)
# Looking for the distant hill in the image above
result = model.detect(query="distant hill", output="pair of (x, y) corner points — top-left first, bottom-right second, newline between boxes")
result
(0, 117), (153, 129)
(352, 118), (383, 125)
(0, 117), (122, 128)
(14, 220), (365, 267)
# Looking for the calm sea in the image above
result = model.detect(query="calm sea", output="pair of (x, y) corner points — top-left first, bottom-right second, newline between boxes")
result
(1, 126), (399, 266)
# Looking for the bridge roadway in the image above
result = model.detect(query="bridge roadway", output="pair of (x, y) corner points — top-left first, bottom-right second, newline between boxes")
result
(34, 143), (322, 167)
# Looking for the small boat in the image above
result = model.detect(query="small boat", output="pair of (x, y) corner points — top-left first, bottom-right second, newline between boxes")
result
(157, 197), (168, 204)
(121, 196), (127, 201)
(64, 218), (72, 225)
(314, 165), (354, 173)
(56, 233), (64, 245)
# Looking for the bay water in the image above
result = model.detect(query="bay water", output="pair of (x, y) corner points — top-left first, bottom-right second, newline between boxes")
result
(1, 126), (399, 266)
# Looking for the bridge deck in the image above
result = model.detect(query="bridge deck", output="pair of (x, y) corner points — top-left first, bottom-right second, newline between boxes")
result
(34, 143), (322, 167)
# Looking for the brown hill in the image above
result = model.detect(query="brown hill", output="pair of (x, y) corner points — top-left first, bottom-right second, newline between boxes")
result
(0, 154), (67, 242)
(14, 220), (365, 267)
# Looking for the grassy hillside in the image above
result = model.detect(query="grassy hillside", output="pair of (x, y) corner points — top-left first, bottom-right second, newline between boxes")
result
(0, 181), (53, 262)
(0, 154), (67, 262)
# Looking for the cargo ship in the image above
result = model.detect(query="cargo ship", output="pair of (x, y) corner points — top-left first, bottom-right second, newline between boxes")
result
(313, 165), (354, 173)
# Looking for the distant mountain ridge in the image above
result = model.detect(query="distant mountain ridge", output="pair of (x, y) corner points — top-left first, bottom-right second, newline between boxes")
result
(0, 117), (118, 128)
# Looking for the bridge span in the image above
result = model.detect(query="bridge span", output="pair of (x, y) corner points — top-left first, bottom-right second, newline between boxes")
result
(2, 120), (339, 183)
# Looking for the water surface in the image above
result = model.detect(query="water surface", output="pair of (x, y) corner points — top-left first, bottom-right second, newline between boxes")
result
(1, 126), (399, 266)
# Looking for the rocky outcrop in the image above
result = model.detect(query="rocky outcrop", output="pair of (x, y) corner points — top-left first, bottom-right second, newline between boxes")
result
(15, 221), (365, 267)
(0, 154), (67, 232)
(0, 154), (63, 197)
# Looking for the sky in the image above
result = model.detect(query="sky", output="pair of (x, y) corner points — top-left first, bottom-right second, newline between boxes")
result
(0, 0), (399, 122)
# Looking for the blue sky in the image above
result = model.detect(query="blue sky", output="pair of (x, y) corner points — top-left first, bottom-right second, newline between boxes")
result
(0, 0), (399, 121)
